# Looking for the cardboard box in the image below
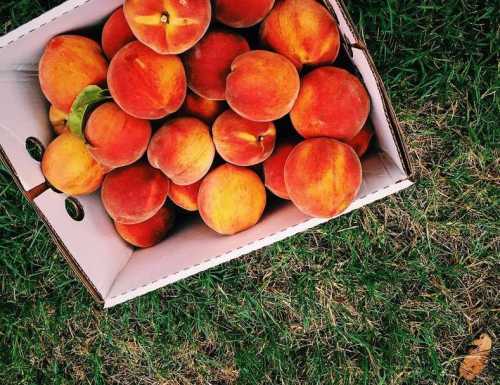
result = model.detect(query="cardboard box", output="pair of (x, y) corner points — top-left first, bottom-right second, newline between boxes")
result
(0, 0), (413, 307)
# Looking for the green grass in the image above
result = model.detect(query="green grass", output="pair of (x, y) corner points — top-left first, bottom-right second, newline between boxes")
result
(1, 1), (499, 384)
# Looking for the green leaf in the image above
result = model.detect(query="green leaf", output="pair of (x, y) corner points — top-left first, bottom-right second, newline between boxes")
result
(68, 85), (112, 138)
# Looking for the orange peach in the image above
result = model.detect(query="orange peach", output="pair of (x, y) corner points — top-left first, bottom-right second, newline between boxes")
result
(115, 206), (175, 248)
(198, 164), (266, 235)
(215, 0), (275, 28)
(169, 180), (202, 211)
(226, 50), (300, 122)
(284, 138), (362, 218)
(39, 35), (108, 113)
(263, 140), (297, 200)
(85, 102), (152, 169)
(213, 110), (276, 166)
(124, 0), (211, 55)
(102, 7), (136, 59)
(49, 105), (68, 135)
(41, 133), (105, 196)
(290, 67), (370, 142)
(346, 121), (375, 158)
(180, 92), (226, 124)
(260, 0), (340, 69)
(101, 162), (170, 224)
(108, 41), (186, 119)
(185, 31), (250, 100)
(147, 117), (215, 185)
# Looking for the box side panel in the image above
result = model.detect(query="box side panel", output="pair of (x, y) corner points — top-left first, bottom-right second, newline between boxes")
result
(35, 190), (133, 298)
(105, 153), (412, 307)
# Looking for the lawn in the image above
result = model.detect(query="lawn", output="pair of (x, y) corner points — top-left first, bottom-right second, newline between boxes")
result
(0, 1), (498, 384)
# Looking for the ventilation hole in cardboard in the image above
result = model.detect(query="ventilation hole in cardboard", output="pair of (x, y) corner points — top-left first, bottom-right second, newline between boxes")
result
(65, 197), (85, 222)
(25, 137), (45, 162)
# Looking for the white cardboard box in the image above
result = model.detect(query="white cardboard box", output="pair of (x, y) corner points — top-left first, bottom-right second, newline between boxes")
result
(0, 0), (413, 307)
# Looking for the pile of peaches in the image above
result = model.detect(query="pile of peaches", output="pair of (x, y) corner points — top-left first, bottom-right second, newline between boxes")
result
(39, 0), (373, 248)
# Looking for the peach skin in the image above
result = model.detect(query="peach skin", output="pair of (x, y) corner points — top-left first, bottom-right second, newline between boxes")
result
(226, 50), (300, 122)
(215, 0), (275, 28)
(41, 133), (105, 196)
(115, 206), (175, 248)
(168, 180), (202, 211)
(124, 0), (211, 54)
(102, 7), (136, 59)
(284, 138), (362, 218)
(181, 92), (226, 124)
(49, 105), (68, 135)
(101, 162), (170, 224)
(346, 121), (375, 158)
(147, 117), (215, 185)
(184, 30), (250, 100)
(263, 140), (297, 200)
(260, 0), (340, 69)
(108, 41), (186, 119)
(198, 164), (267, 235)
(39, 35), (108, 113)
(290, 67), (370, 142)
(212, 110), (276, 166)
(85, 102), (152, 169)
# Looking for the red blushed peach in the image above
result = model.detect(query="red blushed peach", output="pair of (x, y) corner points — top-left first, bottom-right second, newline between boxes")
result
(226, 50), (300, 122)
(101, 162), (170, 224)
(346, 121), (375, 158)
(181, 92), (226, 124)
(39, 35), (108, 113)
(108, 41), (187, 119)
(124, 0), (211, 55)
(148, 117), (215, 185)
(213, 110), (276, 166)
(284, 138), (362, 218)
(290, 67), (370, 142)
(169, 180), (202, 211)
(41, 133), (105, 196)
(198, 164), (266, 235)
(260, 0), (340, 69)
(215, 0), (275, 28)
(115, 206), (175, 248)
(102, 7), (136, 59)
(263, 140), (297, 200)
(85, 102), (152, 169)
(185, 31), (250, 100)
(49, 105), (68, 135)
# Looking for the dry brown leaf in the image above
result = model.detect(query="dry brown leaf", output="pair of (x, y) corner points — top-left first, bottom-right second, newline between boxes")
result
(458, 333), (492, 381)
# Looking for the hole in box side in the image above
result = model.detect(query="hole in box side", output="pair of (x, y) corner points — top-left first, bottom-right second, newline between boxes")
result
(65, 197), (85, 222)
(25, 136), (45, 161)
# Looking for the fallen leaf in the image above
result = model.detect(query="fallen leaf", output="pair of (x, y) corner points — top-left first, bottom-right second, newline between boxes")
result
(459, 333), (492, 381)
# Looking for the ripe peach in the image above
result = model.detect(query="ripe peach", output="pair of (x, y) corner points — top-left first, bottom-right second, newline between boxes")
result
(49, 105), (68, 135)
(41, 133), (105, 196)
(185, 31), (250, 100)
(346, 121), (375, 158)
(284, 138), (362, 218)
(212, 110), (276, 166)
(39, 35), (108, 113)
(108, 41), (187, 119)
(148, 117), (215, 185)
(226, 50), (300, 122)
(181, 92), (226, 124)
(124, 0), (211, 55)
(101, 162), (170, 224)
(102, 7), (136, 59)
(115, 206), (175, 248)
(169, 180), (202, 211)
(260, 0), (340, 69)
(198, 164), (266, 235)
(290, 67), (370, 142)
(85, 102), (152, 169)
(263, 140), (297, 200)
(215, 0), (275, 28)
